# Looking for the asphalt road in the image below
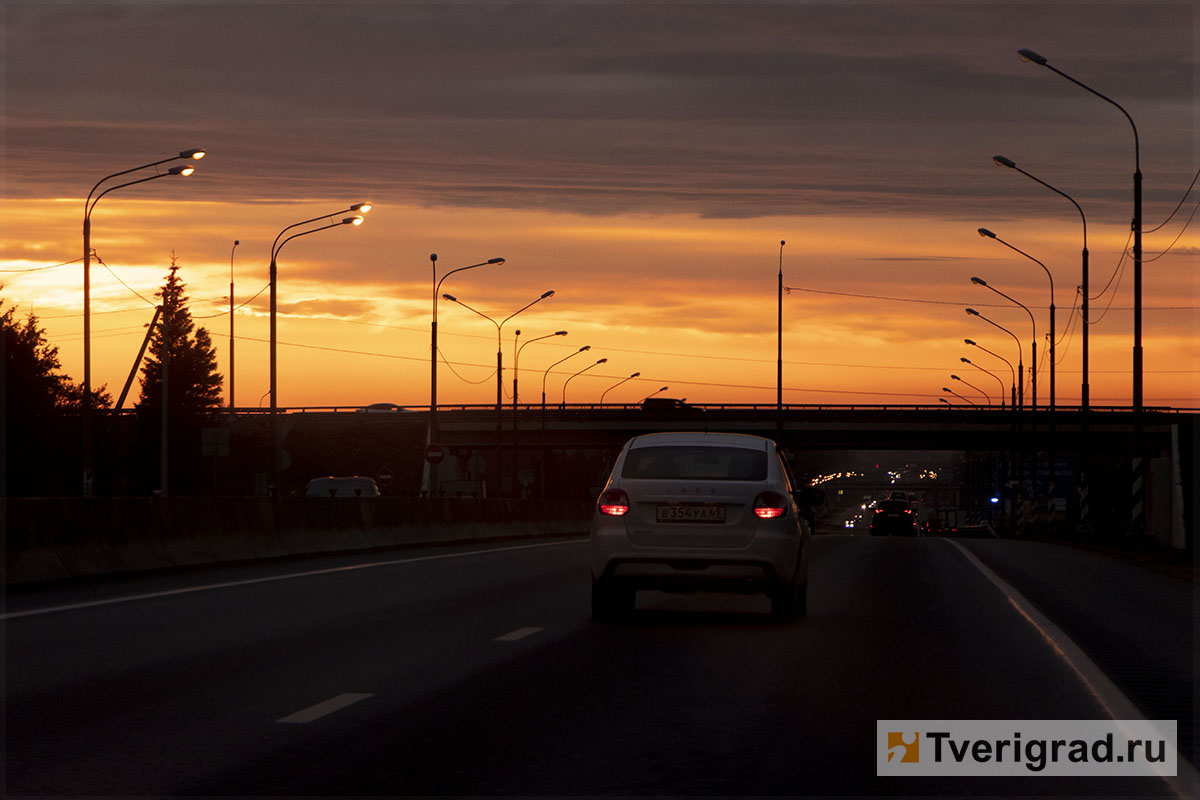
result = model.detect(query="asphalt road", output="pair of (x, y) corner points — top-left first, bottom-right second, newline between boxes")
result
(5, 534), (1193, 797)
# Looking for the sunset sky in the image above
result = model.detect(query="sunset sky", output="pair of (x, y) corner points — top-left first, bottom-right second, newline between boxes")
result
(3, 1), (1197, 409)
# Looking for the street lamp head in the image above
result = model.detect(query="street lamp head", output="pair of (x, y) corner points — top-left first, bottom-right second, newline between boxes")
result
(343, 216), (364, 226)
(168, 165), (195, 176)
(966, 307), (980, 317)
(630, 372), (641, 378)
(579, 345), (591, 352)
(939, 397), (951, 405)
(488, 257), (505, 264)
(442, 293), (457, 302)
(596, 358), (608, 364)
(180, 149), (206, 160)
(977, 227), (996, 239)
(951, 374), (962, 381)
(971, 276), (988, 286)
(960, 357), (971, 364)
(540, 289), (555, 299)
(964, 338), (977, 346)
(942, 387), (953, 393)
(992, 155), (1016, 169)
(350, 202), (372, 214)
(1017, 48), (1047, 65)
(554, 330), (568, 336)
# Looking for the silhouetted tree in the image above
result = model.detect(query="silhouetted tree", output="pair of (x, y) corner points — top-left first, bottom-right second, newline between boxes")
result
(135, 254), (223, 417)
(133, 254), (224, 493)
(2, 292), (112, 494)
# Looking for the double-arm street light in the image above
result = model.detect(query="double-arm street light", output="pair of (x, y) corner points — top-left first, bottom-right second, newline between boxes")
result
(960, 357), (1006, 409)
(81, 148), (205, 495)
(1018, 48), (1142, 412)
(601, 372), (641, 404)
(970, 277), (1036, 408)
(270, 204), (370, 491)
(951, 374), (991, 406)
(442, 290), (555, 415)
(443, 290), (555, 495)
(966, 309), (1023, 409)
(977, 227), (1056, 411)
(563, 358), (608, 405)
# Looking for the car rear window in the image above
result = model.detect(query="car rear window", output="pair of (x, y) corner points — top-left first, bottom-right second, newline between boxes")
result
(621, 445), (767, 481)
(878, 500), (909, 512)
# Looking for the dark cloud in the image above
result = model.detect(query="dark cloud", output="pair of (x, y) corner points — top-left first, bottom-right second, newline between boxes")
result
(5, 2), (1194, 222)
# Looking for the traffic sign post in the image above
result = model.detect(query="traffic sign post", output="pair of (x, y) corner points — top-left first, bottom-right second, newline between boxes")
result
(426, 443), (445, 464)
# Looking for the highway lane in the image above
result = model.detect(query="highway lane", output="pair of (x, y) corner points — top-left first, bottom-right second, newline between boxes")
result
(5, 534), (1188, 797)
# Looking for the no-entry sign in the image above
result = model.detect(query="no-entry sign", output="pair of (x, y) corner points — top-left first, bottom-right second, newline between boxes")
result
(425, 443), (446, 464)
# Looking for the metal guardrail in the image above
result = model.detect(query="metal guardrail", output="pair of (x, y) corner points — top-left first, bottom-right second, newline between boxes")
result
(104, 402), (1193, 416)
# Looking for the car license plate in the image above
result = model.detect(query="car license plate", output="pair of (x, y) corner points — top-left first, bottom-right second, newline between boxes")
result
(656, 504), (725, 523)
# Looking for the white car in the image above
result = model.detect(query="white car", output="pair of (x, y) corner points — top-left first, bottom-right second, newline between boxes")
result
(590, 432), (822, 621)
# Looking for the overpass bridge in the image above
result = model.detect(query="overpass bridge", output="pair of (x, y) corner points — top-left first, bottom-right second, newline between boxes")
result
(225, 403), (1190, 542)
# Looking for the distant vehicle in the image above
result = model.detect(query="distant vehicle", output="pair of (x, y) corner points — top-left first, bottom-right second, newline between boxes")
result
(305, 476), (381, 497)
(888, 491), (909, 501)
(640, 397), (694, 411)
(869, 499), (917, 536)
(359, 402), (409, 413)
(590, 431), (823, 622)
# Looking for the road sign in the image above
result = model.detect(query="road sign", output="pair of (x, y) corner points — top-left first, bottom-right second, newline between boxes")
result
(426, 443), (445, 464)
(378, 467), (394, 486)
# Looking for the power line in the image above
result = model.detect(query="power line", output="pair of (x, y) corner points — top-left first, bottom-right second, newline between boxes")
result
(1145, 165), (1200, 233)
(0, 255), (86, 273)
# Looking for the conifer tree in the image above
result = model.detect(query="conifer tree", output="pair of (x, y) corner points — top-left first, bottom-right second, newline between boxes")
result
(136, 253), (224, 418)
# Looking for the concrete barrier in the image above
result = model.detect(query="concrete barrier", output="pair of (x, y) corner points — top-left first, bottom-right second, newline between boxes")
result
(3, 497), (594, 585)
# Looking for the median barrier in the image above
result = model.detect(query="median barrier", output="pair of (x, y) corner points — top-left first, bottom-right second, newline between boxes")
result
(4, 497), (594, 584)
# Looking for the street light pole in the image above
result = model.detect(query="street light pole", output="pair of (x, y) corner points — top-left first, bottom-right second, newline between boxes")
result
(964, 339), (1016, 409)
(966, 309), (1023, 409)
(977, 227), (1056, 412)
(563, 358), (608, 405)
(1018, 49), (1141, 412)
(429, 255), (505, 497)
(82, 149), (205, 494)
(942, 387), (976, 406)
(970, 277), (1036, 408)
(229, 239), (239, 417)
(514, 330), (567, 409)
(960, 357), (1006, 409)
(270, 209), (367, 493)
(442, 290), (555, 495)
(777, 239), (785, 428)
(601, 372), (641, 404)
(951, 374), (991, 406)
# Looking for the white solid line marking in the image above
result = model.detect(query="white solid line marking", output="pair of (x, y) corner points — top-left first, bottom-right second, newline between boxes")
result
(277, 692), (373, 724)
(494, 626), (544, 642)
(3, 538), (586, 620)
(945, 539), (1198, 800)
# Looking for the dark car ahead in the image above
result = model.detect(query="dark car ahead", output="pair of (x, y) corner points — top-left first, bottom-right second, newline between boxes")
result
(869, 499), (917, 536)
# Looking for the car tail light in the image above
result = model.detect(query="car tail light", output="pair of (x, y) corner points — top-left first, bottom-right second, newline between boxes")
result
(753, 491), (787, 519)
(598, 489), (630, 516)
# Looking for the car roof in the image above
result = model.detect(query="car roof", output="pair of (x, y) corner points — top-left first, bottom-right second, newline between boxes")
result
(627, 432), (772, 449)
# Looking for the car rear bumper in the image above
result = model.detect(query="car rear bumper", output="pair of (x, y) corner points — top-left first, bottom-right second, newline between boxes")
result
(590, 517), (805, 590)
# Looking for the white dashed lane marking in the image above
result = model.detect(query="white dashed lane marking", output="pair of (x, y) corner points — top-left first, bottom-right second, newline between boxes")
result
(277, 692), (373, 724)
(494, 626), (544, 642)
